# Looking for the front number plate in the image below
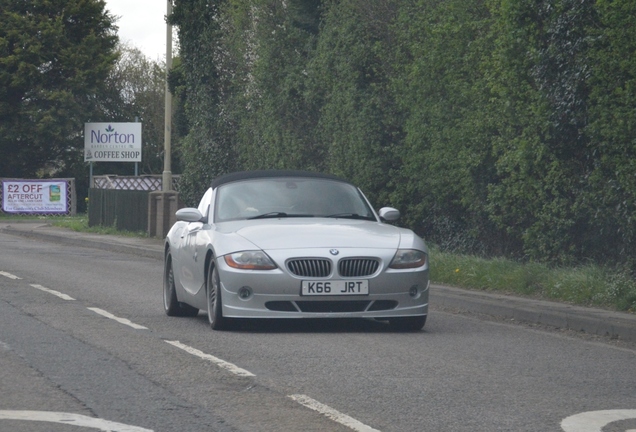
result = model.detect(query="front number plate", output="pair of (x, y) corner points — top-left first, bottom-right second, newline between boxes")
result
(301, 280), (369, 296)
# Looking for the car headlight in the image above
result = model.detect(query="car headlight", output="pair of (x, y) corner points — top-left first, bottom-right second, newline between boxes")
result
(224, 251), (277, 270)
(389, 249), (427, 269)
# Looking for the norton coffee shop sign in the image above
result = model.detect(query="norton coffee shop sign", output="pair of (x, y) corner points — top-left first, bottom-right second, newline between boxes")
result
(84, 122), (142, 162)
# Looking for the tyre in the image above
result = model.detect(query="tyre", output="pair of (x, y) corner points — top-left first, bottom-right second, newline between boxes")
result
(164, 251), (199, 317)
(388, 315), (427, 332)
(206, 259), (228, 330)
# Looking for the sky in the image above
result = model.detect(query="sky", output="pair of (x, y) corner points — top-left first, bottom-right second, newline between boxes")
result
(104, 0), (169, 61)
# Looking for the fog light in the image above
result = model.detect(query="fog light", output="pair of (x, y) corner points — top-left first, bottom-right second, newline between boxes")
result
(409, 285), (419, 298)
(238, 286), (253, 300)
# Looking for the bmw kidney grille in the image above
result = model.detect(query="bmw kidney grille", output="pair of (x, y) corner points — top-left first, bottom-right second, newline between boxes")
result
(338, 258), (379, 277)
(287, 259), (332, 277)
(287, 258), (379, 277)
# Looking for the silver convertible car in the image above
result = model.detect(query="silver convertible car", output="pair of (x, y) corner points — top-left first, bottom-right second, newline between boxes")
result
(163, 170), (429, 331)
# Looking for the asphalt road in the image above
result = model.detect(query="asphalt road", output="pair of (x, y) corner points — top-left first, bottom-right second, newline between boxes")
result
(1, 228), (635, 431)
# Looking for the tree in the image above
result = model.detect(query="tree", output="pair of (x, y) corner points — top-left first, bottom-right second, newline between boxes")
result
(486, 0), (599, 262)
(99, 44), (169, 176)
(0, 0), (118, 178)
(229, 0), (322, 172)
(389, 0), (498, 255)
(310, 0), (402, 207)
(583, 0), (636, 263)
(169, 0), (324, 206)
(169, 0), (236, 206)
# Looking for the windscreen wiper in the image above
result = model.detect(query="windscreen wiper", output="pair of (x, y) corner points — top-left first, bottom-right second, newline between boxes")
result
(248, 212), (314, 220)
(325, 213), (375, 220)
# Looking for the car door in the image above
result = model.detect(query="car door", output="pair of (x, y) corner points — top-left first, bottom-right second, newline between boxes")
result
(177, 188), (212, 295)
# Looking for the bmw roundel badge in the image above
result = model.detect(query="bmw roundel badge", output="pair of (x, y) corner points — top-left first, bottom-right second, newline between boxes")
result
(329, 249), (339, 256)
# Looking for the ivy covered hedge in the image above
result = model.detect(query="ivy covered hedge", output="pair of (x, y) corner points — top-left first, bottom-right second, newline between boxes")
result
(170, 0), (636, 267)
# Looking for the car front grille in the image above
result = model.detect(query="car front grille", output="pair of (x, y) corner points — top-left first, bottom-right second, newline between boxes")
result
(287, 258), (332, 277)
(338, 258), (380, 277)
(287, 257), (380, 277)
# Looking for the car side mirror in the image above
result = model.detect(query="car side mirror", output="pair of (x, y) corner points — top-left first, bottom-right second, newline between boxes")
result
(176, 208), (204, 223)
(378, 207), (400, 221)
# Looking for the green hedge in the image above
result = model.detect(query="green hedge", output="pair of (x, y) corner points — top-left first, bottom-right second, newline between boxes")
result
(170, 0), (636, 267)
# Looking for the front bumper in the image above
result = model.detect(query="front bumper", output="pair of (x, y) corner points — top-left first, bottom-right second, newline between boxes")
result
(215, 248), (429, 319)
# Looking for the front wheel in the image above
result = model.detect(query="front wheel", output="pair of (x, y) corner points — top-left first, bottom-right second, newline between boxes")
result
(164, 251), (199, 317)
(206, 260), (228, 330)
(388, 315), (427, 332)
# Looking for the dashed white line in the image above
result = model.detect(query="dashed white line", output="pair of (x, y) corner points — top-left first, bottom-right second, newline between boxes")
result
(30, 284), (75, 301)
(6, 274), (379, 432)
(0, 271), (21, 279)
(87, 307), (148, 330)
(164, 342), (380, 430)
(165, 340), (255, 377)
(288, 394), (382, 432)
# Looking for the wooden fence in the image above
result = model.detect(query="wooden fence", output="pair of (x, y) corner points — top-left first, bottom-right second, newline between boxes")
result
(88, 189), (149, 232)
(91, 175), (180, 191)
(88, 175), (182, 233)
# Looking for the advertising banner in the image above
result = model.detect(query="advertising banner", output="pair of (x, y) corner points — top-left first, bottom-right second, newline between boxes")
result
(84, 122), (142, 162)
(2, 180), (69, 214)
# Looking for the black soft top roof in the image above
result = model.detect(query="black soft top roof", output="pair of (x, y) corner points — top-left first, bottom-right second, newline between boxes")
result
(210, 170), (350, 189)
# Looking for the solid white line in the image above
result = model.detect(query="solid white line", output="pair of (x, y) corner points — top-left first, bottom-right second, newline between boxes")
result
(30, 284), (75, 301)
(165, 340), (255, 377)
(87, 307), (148, 330)
(0, 410), (153, 431)
(0, 271), (21, 280)
(288, 394), (381, 432)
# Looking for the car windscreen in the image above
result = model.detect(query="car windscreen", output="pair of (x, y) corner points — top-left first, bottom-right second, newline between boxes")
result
(214, 177), (376, 222)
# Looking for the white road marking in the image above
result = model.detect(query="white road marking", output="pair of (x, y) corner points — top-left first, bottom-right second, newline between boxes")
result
(561, 409), (636, 432)
(87, 307), (148, 330)
(0, 271), (21, 279)
(30, 284), (75, 301)
(165, 340), (255, 377)
(288, 394), (381, 432)
(0, 410), (153, 431)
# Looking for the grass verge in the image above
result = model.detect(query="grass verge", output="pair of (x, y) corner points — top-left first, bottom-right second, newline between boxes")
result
(0, 213), (147, 237)
(430, 245), (636, 313)
(51, 215), (148, 237)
